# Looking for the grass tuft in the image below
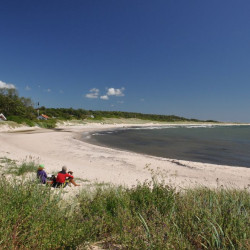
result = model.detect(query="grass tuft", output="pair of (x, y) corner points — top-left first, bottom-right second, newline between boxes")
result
(5, 161), (37, 176)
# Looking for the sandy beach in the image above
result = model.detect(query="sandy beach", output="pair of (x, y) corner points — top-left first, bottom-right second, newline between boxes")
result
(0, 122), (249, 190)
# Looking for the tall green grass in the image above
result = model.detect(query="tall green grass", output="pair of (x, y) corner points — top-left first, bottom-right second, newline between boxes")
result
(78, 180), (249, 249)
(0, 176), (249, 249)
(0, 177), (84, 249)
(3, 158), (38, 176)
(6, 161), (37, 176)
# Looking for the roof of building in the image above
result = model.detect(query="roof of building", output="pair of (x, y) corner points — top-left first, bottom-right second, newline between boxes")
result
(41, 114), (49, 119)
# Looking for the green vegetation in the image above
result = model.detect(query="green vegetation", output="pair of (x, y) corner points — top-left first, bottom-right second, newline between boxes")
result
(6, 161), (37, 176)
(0, 178), (83, 249)
(77, 180), (249, 249)
(0, 88), (218, 129)
(0, 157), (38, 176)
(0, 88), (35, 120)
(40, 107), (215, 123)
(0, 168), (249, 249)
(0, 156), (16, 165)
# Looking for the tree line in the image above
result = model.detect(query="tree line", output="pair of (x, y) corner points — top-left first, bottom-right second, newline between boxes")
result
(0, 88), (216, 124)
(0, 89), (35, 120)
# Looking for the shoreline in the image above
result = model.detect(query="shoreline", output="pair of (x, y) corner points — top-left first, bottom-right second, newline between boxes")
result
(0, 122), (250, 190)
(80, 123), (250, 168)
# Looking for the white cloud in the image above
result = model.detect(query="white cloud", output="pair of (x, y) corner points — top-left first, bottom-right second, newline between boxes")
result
(86, 87), (125, 100)
(85, 88), (99, 99)
(106, 87), (125, 96)
(100, 95), (109, 100)
(44, 88), (51, 92)
(25, 85), (31, 91)
(0, 80), (16, 89)
(117, 100), (124, 104)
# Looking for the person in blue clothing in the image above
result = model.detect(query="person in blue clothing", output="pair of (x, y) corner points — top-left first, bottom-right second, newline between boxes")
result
(37, 164), (47, 184)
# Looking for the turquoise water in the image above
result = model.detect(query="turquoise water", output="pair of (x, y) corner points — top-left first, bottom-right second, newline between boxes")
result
(84, 125), (250, 168)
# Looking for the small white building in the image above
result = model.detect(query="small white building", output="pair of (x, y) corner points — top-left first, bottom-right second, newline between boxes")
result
(0, 113), (7, 121)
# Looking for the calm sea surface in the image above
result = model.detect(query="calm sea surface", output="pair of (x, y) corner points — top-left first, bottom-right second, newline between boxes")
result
(83, 125), (250, 168)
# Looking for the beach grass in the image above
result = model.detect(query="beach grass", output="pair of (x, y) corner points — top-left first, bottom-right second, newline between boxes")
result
(0, 177), (83, 249)
(77, 179), (249, 249)
(5, 160), (37, 176)
(0, 156), (16, 165)
(0, 172), (249, 249)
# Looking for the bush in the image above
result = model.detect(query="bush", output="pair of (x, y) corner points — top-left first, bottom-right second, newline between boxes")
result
(7, 116), (57, 128)
(7, 116), (36, 126)
(36, 119), (57, 128)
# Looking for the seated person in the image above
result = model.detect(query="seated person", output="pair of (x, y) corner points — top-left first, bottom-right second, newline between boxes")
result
(46, 174), (57, 185)
(53, 166), (80, 188)
(37, 164), (47, 184)
(67, 171), (80, 186)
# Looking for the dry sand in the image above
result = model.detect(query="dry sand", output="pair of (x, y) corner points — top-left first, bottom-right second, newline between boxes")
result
(0, 122), (249, 190)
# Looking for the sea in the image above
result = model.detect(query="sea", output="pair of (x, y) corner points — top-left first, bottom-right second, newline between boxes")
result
(83, 125), (250, 168)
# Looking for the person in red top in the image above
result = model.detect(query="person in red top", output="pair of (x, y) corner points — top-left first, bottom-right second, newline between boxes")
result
(54, 166), (80, 188)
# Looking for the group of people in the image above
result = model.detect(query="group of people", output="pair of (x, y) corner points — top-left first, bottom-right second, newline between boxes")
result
(37, 164), (80, 188)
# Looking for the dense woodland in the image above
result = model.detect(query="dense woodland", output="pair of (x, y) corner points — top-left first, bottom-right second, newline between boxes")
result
(0, 88), (216, 126)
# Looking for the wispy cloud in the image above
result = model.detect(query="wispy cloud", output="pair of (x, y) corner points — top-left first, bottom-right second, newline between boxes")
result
(106, 87), (125, 97)
(140, 98), (145, 102)
(25, 85), (31, 91)
(0, 80), (16, 89)
(44, 88), (51, 93)
(59, 90), (64, 94)
(85, 88), (99, 99)
(117, 100), (124, 104)
(100, 95), (109, 100)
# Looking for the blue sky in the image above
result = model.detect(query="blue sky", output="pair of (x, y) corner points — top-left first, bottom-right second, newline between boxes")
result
(0, 0), (250, 122)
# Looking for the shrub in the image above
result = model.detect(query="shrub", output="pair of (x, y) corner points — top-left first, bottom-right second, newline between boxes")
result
(36, 119), (57, 128)
(7, 115), (36, 126)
